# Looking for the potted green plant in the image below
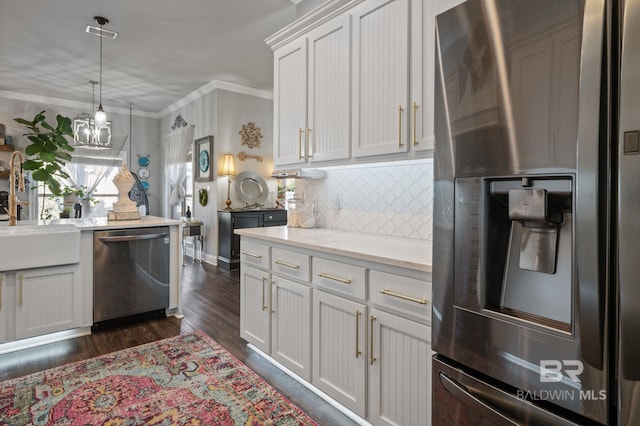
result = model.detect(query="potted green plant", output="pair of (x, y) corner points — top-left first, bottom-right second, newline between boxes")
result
(14, 111), (75, 196)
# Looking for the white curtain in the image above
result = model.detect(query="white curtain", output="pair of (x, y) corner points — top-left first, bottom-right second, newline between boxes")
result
(164, 125), (195, 206)
(63, 134), (129, 195)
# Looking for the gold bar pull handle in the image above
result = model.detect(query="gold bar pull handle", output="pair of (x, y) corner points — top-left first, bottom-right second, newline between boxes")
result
(369, 314), (377, 365)
(307, 127), (313, 158)
(317, 272), (351, 284)
(355, 310), (362, 358)
(261, 277), (268, 311)
(299, 128), (305, 159)
(241, 251), (262, 259)
(412, 101), (419, 146)
(270, 280), (275, 314)
(380, 289), (428, 305)
(275, 260), (300, 270)
(398, 104), (405, 148)
(18, 273), (23, 306)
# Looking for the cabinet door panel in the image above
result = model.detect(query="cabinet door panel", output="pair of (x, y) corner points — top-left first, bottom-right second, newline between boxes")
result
(15, 265), (81, 339)
(369, 308), (431, 426)
(274, 38), (308, 166)
(240, 265), (271, 353)
(308, 14), (351, 162)
(313, 290), (367, 416)
(271, 276), (312, 380)
(0, 273), (6, 343)
(352, 0), (409, 157)
(411, 0), (465, 152)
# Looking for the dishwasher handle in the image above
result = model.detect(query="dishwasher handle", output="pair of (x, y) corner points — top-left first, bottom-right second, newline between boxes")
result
(98, 232), (168, 243)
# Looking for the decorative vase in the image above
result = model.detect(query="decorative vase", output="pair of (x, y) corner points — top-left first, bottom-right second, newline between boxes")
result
(110, 163), (141, 220)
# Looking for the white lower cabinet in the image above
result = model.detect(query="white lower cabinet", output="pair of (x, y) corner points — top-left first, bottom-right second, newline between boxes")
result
(240, 264), (272, 353)
(313, 289), (368, 417)
(0, 273), (6, 343)
(15, 264), (82, 340)
(240, 237), (432, 425)
(369, 308), (431, 426)
(240, 260), (312, 380)
(271, 275), (312, 380)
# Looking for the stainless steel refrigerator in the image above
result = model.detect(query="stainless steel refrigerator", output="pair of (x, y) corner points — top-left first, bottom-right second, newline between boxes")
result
(432, 0), (640, 424)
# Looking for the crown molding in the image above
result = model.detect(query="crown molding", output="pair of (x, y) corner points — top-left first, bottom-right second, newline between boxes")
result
(0, 90), (158, 119)
(265, 0), (364, 50)
(158, 80), (274, 118)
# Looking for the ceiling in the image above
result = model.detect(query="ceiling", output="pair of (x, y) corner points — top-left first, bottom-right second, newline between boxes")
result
(0, 0), (297, 116)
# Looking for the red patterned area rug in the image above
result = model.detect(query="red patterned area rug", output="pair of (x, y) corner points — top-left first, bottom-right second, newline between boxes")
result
(0, 331), (317, 425)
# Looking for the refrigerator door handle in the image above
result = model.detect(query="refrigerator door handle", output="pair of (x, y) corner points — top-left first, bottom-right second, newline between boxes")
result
(439, 373), (519, 426)
(439, 371), (582, 426)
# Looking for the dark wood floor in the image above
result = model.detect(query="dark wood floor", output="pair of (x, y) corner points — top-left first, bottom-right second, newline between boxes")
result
(0, 260), (358, 426)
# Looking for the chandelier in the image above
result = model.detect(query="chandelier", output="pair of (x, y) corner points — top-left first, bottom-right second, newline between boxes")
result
(73, 80), (112, 149)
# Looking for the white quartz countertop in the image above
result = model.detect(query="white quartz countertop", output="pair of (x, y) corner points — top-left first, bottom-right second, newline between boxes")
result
(235, 227), (432, 272)
(0, 215), (181, 231)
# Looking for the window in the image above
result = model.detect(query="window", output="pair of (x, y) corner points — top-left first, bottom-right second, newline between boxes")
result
(37, 150), (126, 219)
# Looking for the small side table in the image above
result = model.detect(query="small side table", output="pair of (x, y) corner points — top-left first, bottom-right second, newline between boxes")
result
(183, 222), (204, 264)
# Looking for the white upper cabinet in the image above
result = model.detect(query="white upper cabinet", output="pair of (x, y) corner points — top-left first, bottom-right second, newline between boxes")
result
(273, 15), (351, 167)
(352, 0), (410, 158)
(411, 0), (465, 152)
(274, 39), (308, 166)
(269, 0), (467, 165)
(307, 15), (351, 163)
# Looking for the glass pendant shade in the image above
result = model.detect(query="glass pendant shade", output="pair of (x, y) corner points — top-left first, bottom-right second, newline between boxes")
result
(95, 105), (107, 128)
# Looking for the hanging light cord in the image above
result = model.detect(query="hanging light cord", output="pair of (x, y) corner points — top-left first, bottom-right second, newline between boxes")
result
(99, 20), (103, 107)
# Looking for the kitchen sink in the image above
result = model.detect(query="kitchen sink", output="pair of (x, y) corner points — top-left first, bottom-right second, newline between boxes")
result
(0, 224), (81, 271)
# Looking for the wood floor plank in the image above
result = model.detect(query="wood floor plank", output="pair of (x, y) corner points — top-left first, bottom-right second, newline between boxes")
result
(0, 261), (358, 426)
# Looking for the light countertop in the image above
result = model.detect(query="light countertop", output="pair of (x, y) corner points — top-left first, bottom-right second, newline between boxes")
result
(235, 226), (432, 273)
(0, 215), (181, 231)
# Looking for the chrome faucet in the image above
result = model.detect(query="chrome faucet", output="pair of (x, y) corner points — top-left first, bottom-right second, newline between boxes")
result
(7, 151), (29, 226)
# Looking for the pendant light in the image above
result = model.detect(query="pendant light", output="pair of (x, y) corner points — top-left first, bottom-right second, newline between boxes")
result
(73, 80), (112, 149)
(94, 16), (108, 128)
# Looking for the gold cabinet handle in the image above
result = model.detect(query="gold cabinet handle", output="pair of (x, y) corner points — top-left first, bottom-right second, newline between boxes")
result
(270, 280), (275, 314)
(261, 277), (268, 311)
(307, 127), (313, 158)
(380, 289), (428, 305)
(317, 272), (351, 284)
(299, 128), (305, 159)
(355, 310), (362, 358)
(241, 251), (262, 259)
(397, 104), (405, 148)
(369, 314), (377, 365)
(275, 260), (300, 270)
(412, 101), (419, 146)
(18, 273), (23, 306)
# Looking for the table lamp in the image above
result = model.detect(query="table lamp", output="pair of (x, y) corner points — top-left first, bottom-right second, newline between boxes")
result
(219, 153), (236, 210)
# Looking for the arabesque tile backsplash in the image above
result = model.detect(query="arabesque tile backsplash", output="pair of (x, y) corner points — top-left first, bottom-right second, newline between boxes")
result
(294, 159), (433, 240)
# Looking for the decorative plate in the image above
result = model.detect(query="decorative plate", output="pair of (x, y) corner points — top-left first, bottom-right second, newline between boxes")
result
(234, 171), (269, 205)
(138, 168), (150, 179)
(141, 181), (150, 191)
(138, 156), (150, 167)
(199, 188), (208, 206)
(199, 150), (210, 173)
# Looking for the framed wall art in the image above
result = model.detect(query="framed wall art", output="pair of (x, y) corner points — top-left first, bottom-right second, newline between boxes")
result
(194, 135), (214, 181)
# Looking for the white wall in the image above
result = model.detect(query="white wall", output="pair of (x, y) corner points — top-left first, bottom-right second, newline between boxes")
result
(159, 87), (275, 264)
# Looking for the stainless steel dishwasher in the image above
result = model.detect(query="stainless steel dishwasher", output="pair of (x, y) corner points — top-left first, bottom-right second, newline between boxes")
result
(93, 226), (170, 330)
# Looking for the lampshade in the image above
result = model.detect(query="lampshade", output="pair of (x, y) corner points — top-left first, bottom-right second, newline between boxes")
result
(219, 153), (236, 177)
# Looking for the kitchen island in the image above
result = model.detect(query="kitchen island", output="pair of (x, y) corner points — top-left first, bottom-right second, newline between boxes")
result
(235, 226), (432, 425)
(0, 216), (182, 353)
